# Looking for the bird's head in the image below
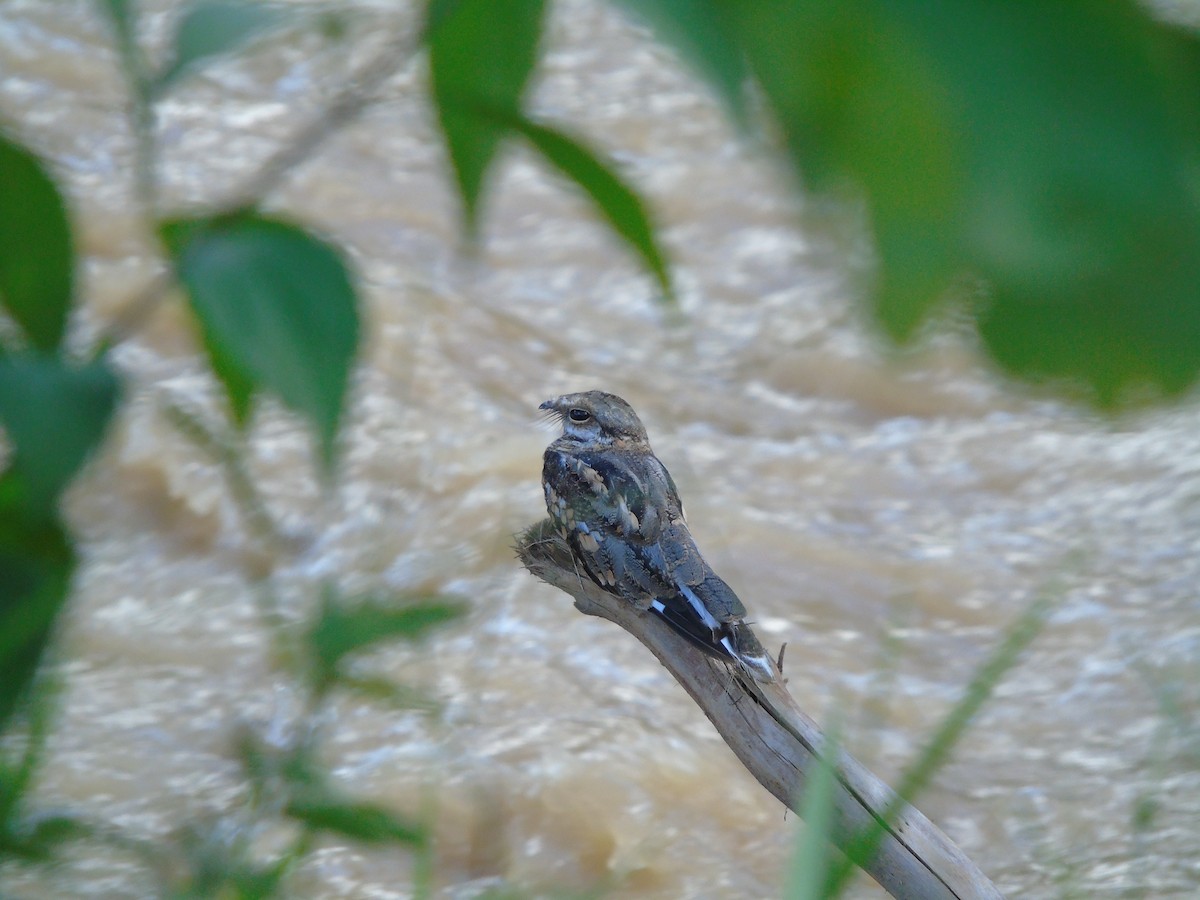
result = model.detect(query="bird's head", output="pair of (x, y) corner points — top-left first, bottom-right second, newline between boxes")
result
(539, 390), (650, 448)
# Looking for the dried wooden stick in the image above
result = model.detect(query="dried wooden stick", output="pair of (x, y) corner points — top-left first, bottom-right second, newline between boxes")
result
(517, 519), (1004, 900)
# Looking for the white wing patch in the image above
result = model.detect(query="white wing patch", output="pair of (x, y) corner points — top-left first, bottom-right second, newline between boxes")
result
(677, 582), (720, 631)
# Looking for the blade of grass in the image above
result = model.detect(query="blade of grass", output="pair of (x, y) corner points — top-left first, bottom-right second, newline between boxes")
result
(825, 594), (1052, 896)
(784, 717), (843, 900)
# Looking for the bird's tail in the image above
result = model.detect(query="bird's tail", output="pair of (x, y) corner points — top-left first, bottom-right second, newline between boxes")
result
(649, 584), (777, 684)
(721, 623), (778, 684)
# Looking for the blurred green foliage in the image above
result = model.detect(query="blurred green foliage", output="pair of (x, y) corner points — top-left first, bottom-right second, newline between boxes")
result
(0, 357), (120, 511)
(305, 587), (468, 700)
(632, 1), (1200, 404)
(428, 0), (674, 298)
(236, 727), (425, 847)
(153, 0), (288, 94)
(0, 135), (73, 351)
(428, 0), (547, 230)
(0, 125), (118, 738)
(2, 0), (1199, 895)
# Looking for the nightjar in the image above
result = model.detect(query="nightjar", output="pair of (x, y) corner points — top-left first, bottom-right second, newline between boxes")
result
(539, 390), (776, 683)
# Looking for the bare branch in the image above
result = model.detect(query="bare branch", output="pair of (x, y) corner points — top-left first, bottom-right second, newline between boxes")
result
(517, 519), (1004, 900)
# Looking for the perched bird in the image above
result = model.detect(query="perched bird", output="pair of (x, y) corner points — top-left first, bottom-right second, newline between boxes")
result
(539, 390), (776, 683)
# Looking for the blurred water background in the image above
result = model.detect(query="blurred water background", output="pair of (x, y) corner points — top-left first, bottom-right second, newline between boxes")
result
(2, 1), (1199, 896)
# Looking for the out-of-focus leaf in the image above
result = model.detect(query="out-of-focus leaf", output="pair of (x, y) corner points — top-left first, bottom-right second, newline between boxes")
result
(0, 355), (120, 510)
(423, 0), (463, 40)
(99, 0), (135, 35)
(334, 674), (438, 712)
(0, 131), (74, 351)
(315, 10), (350, 42)
(203, 332), (255, 426)
(0, 668), (56, 826)
(729, 0), (1200, 405)
(285, 796), (424, 845)
(229, 862), (291, 900)
(914, 1), (1200, 405)
(427, 0), (545, 230)
(0, 815), (93, 862)
(505, 113), (673, 300)
(235, 728), (424, 848)
(307, 588), (465, 694)
(175, 817), (293, 900)
(0, 505), (74, 733)
(234, 726), (274, 796)
(611, 0), (747, 122)
(730, 0), (964, 341)
(154, 0), (287, 94)
(161, 213), (360, 468)
(311, 592), (467, 663)
(236, 728), (323, 797)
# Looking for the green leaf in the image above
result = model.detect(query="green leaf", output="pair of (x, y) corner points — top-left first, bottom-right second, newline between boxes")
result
(730, 0), (965, 341)
(233, 726), (274, 796)
(234, 728), (425, 847)
(423, 0), (464, 41)
(333, 674), (438, 712)
(161, 213), (360, 468)
(0, 628), (60, 835)
(99, 0), (135, 35)
(201, 329), (255, 427)
(0, 815), (93, 862)
(0, 131), (74, 351)
(0, 355), (120, 511)
(730, 0), (1200, 404)
(916, 1), (1200, 404)
(175, 817), (295, 899)
(307, 588), (465, 694)
(236, 729), (325, 798)
(0, 506), (74, 734)
(506, 114), (674, 300)
(154, 0), (287, 94)
(427, 0), (546, 230)
(285, 795), (424, 846)
(611, 0), (747, 122)
(229, 861), (291, 900)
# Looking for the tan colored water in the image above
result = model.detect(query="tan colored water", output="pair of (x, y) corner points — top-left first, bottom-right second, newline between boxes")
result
(3, 1), (1200, 897)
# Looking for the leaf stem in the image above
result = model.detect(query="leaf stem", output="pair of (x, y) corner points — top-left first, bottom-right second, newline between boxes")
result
(159, 397), (287, 551)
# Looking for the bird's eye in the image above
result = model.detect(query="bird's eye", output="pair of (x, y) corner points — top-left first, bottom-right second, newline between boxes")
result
(568, 408), (591, 422)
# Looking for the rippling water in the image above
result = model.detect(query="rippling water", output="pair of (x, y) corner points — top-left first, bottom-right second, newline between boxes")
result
(3, 1), (1200, 897)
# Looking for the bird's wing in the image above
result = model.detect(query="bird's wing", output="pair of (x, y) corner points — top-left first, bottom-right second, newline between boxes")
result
(544, 448), (674, 538)
(543, 447), (774, 682)
(569, 451), (723, 602)
(542, 448), (672, 605)
(648, 569), (773, 683)
(684, 568), (748, 624)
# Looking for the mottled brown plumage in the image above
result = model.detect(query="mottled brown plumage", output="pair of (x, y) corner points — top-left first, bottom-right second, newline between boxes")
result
(539, 390), (775, 682)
